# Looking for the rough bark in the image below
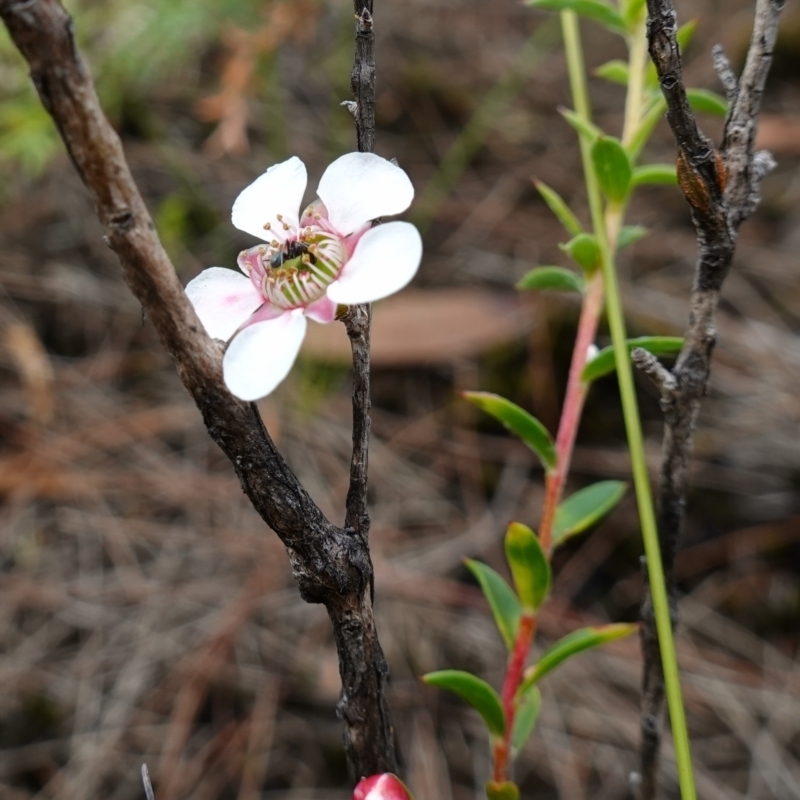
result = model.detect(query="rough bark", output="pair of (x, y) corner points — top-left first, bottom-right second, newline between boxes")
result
(0, 0), (396, 782)
(635, 2), (784, 797)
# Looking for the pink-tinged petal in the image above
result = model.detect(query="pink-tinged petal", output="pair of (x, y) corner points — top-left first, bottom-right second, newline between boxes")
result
(246, 302), (287, 326)
(353, 774), (414, 800)
(305, 294), (338, 324)
(237, 245), (268, 282)
(327, 222), (422, 305)
(317, 153), (414, 236)
(299, 198), (329, 228)
(232, 156), (307, 241)
(185, 267), (265, 341)
(223, 309), (307, 401)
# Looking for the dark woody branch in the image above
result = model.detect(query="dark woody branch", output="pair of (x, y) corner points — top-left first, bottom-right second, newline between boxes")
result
(343, 0), (378, 544)
(636, 1), (783, 797)
(0, 0), (395, 782)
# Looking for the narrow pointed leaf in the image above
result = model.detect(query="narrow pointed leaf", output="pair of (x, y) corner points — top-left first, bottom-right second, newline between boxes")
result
(676, 18), (699, 50)
(517, 266), (584, 294)
(560, 233), (600, 273)
(559, 107), (603, 142)
(511, 685), (542, 753)
(632, 164), (678, 187)
(617, 225), (648, 250)
(687, 88), (728, 117)
(465, 559), (521, 652)
(591, 136), (632, 203)
(621, 0), (646, 28)
(553, 480), (628, 545)
(534, 181), (583, 236)
(595, 59), (629, 86)
(464, 392), (556, 471)
(581, 336), (683, 383)
(423, 670), (505, 736)
(504, 522), (551, 611)
(524, 0), (626, 35)
(627, 95), (666, 159)
(519, 624), (638, 691)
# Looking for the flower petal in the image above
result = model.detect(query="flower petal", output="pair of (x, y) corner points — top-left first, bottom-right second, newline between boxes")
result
(317, 153), (414, 236)
(231, 156), (307, 241)
(326, 222), (422, 305)
(304, 294), (338, 324)
(353, 774), (414, 800)
(185, 267), (265, 341)
(223, 309), (307, 400)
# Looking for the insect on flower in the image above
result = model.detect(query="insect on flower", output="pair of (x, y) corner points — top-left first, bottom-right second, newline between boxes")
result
(185, 153), (423, 400)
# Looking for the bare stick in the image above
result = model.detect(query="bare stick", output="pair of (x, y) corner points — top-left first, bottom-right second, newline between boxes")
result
(141, 764), (156, 800)
(343, 1), (377, 542)
(0, 0), (396, 780)
(637, 1), (783, 796)
(336, 4), (396, 776)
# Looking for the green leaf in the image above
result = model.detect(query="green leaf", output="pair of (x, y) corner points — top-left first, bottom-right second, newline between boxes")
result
(485, 782), (520, 800)
(534, 181), (583, 236)
(553, 480), (628, 545)
(519, 624), (638, 691)
(617, 225), (648, 250)
(626, 95), (667, 160)
(504, 522), (551, 611)
(621, 0), (646, 29)
(463, 392), (556, 472)
(581, 336), (684, 383)
(517, 266), (584, 294)
(590, 136), (633, 203)
(687, 88), (728, 117)
(524, 0), (626, 35)
(676, 17), (699, 51)
(632, 163), (678, 187)
(560, 233), (600, 273)
(595, 60), (629, 86)
(465, 559), (521, 652)
(423, 670), (505, 736)
(511, 685), (542, 752)
(559, 107), (603, 142)
(646, 19), (698, 87)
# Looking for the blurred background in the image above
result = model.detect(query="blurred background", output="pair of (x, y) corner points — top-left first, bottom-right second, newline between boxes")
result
(0, 0), (799, 798)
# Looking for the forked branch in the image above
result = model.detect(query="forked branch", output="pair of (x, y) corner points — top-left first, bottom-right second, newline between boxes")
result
(636, 1), (783, 797)
(0, 0), (396, 782)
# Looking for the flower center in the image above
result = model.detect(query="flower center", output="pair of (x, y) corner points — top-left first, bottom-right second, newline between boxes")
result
(238, 220), (346, 311)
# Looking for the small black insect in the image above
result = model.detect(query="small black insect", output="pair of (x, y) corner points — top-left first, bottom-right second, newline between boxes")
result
(270, 241), (314, 269)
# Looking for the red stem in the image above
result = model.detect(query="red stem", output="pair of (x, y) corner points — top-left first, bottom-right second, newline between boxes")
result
(492, 271), (605, 783)
(539, 271), (605, 552)
(494, 613), (538, 782)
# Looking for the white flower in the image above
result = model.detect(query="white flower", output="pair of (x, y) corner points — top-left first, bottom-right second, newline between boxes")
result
(185, 153), (422, 400)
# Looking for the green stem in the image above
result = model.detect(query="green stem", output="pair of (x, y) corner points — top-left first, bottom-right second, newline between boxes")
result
(560, 11), (697, 800)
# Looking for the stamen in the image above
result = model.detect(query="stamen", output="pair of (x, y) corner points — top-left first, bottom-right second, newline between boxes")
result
(263, 222), (271, 230)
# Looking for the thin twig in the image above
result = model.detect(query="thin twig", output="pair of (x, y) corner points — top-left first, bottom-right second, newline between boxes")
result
(637, 1), (783, 797)
(338, 5), (395, 774)
(0, 0), (396, 781)
(142, 764), (155, 800)
(343, 0), (377, 543)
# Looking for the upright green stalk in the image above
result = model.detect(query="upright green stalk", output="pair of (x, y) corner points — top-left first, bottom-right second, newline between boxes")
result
(560, 12), (697, 800)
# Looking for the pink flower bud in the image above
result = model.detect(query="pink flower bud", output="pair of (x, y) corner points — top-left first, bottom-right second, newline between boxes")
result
(353, 773), (414, 800)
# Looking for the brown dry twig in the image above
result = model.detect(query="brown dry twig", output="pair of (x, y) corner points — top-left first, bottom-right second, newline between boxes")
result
(0, 0), (395, 783)
(635, 1), (784, 797)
